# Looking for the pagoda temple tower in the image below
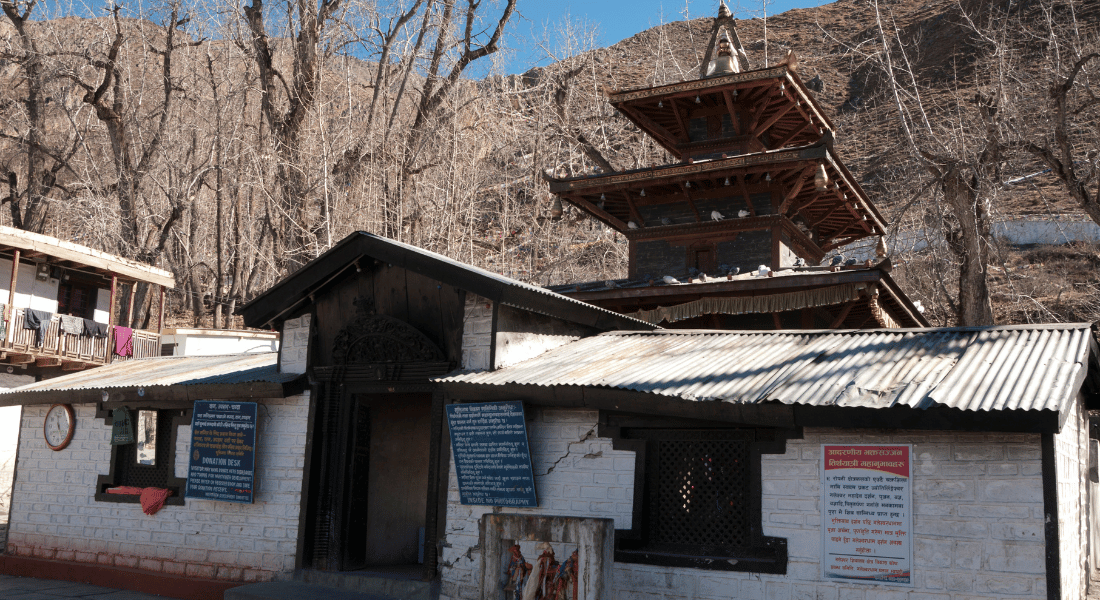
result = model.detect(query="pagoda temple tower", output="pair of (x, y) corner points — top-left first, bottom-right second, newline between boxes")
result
(546, 3), (928, 330)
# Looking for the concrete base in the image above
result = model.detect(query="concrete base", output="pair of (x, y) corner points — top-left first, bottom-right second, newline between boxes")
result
(225, 581), (394, 600)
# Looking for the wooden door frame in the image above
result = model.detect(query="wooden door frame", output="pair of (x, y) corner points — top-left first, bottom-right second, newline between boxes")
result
(296, 379), (445, 581)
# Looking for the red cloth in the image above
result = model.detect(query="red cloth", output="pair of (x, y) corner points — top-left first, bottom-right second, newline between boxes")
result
(114, 326), (133, 357)
(105, 486), (143, 495)
(140, 488), (172, 515)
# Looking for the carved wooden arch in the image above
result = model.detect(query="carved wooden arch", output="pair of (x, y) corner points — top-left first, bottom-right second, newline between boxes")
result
(332, 314), (445, 365)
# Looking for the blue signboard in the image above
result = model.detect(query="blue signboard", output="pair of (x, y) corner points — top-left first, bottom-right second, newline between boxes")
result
(446, 401), (538, 507)
(185, 401), (258, 504)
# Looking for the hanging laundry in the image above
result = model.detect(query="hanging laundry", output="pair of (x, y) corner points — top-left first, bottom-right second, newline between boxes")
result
(59, 314), (83, 335)
(23, 308), (53, 347)
(83, 319), (108, 338)
(114, 326), (133, 357)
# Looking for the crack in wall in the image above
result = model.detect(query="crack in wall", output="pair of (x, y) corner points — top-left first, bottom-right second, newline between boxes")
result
(542, 426), (596, 476)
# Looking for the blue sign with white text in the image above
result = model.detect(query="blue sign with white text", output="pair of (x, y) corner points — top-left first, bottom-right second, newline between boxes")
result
(185, 401), (257, 504)
(446, 401), (538, 507)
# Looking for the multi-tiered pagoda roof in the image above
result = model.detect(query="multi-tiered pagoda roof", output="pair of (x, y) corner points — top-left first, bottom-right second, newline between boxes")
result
(546, 2), (926, 330)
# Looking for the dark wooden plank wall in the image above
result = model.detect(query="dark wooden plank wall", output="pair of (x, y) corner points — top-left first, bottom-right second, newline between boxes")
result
(311, 264), (465, 368)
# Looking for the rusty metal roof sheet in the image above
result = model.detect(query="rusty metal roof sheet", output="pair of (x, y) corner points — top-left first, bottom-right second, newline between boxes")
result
(439, 325), (1097, 413)
(0, 352), (295, 396)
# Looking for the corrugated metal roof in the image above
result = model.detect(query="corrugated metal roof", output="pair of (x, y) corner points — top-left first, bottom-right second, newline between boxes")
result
(0, 352), (297, 395)
(439, 325), (1097, 413)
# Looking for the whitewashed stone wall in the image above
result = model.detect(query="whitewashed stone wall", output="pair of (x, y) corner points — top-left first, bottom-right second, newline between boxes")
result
(462, 295), (493, 371)
(1056, 393), (1089, 600)
(440, 410), (1050, 600)
(6, 393), (310, 582)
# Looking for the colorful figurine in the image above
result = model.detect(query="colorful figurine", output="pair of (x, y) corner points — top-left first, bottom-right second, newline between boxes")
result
(503, 544), (530, 600)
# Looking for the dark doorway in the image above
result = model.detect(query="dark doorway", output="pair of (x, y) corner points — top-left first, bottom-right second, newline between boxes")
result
(339, 393), (433, 571)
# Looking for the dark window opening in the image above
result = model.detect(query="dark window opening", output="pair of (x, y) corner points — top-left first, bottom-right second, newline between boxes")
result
(57, 282), (97, 319)
(605, 420), (792, 573)
(95, 407), (190, 506)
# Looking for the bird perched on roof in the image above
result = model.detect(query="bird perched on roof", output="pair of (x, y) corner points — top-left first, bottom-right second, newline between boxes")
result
(660, 217), (673, 226)
(829, 254), (844, 266)
(806, 74), (824, 93)
(711, 210), (724, 221)
(738, 209), (751, 218)
(913, 300), (926, 314)
(662, 275), (680, 285)
(628, 221), (639, 229)
(757, 265), (771, 276)
(730, 267), (739, 276)
(844, 258), (858, 267)
(794, 257), (806, 267)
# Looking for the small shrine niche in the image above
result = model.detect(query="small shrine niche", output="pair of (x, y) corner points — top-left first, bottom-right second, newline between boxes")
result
(480, 514), (613, 600)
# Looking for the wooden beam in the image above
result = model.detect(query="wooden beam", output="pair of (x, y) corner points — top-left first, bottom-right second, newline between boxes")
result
(722, 91), (741, 135)
(748, 92), (776, 133)
(753, 103), (796, 138)
(619, 191), (645, 227)
(829, 302), (857, 328)
(681, 184), (702, 222)
(125, 283), (136, 327)
(775, 121), (813, 148)
(669, 98), (690, 143)
(158, 286), (166, 334)
(35, 357), (61, 367)
(7, 353), (34, 364)
(6, 249), (18, 345)
(618, 105), (683, 149)
(778, 167), (814, 214)
(738, 176), (757, 216)
(61, 361), (87, 371)
(772, 313), (783, 330)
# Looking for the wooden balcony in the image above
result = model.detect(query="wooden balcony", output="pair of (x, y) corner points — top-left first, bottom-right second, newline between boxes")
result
(3, 308), (160, 371)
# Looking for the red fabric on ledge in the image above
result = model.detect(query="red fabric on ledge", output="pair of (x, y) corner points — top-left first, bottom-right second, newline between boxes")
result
(140, 487), (172, 515)
(105, 486), (143, 495)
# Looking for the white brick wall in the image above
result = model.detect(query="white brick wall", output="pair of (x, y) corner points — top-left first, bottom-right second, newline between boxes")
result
(462, 295), (493, 371)
(6, 393), (310, 582)
(1056, 393), (1088, 600)
(440, 410), (1049, 600)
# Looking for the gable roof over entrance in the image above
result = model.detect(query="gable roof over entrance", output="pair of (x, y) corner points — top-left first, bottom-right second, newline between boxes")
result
(238, 232), (654, 332)
(440, 324), (1100, 429)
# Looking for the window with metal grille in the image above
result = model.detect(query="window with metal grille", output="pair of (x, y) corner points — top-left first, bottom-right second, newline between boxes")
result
(95, 407), (190, 506)
(609, 423), (791, 574)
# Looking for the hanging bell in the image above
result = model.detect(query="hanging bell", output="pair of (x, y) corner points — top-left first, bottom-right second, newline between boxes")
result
(814, 164), (830, 192)
(550, 197), (564, 219)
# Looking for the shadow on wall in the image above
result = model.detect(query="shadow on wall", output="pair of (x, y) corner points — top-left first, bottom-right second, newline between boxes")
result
(0, 403), (23, 553)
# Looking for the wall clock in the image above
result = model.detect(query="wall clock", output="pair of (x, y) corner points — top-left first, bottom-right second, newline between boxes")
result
(44, 403), (75, 451)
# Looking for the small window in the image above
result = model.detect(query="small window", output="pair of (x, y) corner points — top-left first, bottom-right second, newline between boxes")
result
(95, 407), (190, 505)
(58, 282), (97, 319)
(606, 420), (792, 574)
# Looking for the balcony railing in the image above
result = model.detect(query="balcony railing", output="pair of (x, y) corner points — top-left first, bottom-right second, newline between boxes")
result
(3, 308), (160, 369)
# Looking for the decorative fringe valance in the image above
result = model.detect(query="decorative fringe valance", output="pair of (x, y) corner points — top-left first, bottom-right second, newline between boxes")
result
(627, 282), (868, 324)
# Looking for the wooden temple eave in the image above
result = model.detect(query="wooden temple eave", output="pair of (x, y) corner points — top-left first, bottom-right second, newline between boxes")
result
(608, 66), (834, 159)
(547, 145), (886, 249)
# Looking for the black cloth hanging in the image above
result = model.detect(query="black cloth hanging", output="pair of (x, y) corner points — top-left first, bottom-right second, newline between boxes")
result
(82, 318), (109, 339)
(23, 308), (53, 347)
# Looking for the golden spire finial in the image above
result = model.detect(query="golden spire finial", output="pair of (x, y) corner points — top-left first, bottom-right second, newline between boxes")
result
(718, 0), (731, 18)
(701, 3), (750, 78)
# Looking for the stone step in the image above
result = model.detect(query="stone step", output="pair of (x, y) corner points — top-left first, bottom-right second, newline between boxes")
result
(293, 569), (434, 600)
(225, 581), (395, 600)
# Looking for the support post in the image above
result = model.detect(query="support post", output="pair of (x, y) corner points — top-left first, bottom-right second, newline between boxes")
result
(6, 249), (18, 344)
(126, 282), (136, 327)
(158, 286), (166, 334)
(108, 275), (117, 328)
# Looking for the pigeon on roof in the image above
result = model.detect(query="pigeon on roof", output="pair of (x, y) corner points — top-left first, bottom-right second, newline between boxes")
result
(806, 74), (824, 92)
(662, 275), (680, 285)
(628, 221), (640, 229)
(829, 254), (844, 266)
(738, 209), (750, 218)
(711, 210), (724, 221)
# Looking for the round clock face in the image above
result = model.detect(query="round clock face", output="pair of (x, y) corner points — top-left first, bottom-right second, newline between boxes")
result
(44, 404), (75, 451)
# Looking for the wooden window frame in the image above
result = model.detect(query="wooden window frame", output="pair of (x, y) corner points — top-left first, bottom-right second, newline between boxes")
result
(94, 405), (191, 506)
(599, 413), (798, 574)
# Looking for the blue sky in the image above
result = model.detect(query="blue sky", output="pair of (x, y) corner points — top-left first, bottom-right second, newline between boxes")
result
(504, 0), (831, 73)
(41, 0), (832, 75)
